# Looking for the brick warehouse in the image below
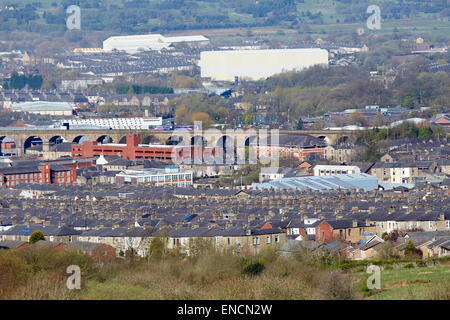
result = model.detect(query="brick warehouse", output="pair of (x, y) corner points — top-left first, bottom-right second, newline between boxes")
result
(72, 134), (218, 162)
(0, 158), (95, 188)
(0, 163), (75, 188)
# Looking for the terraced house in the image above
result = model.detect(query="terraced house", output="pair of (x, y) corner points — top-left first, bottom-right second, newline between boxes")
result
(0, 180), (448, 260)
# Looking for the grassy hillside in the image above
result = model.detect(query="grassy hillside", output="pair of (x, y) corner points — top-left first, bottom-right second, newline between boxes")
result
(367, 264), (450, 300)
(1, 244), (449, 300)
(0, 0), (447, 35)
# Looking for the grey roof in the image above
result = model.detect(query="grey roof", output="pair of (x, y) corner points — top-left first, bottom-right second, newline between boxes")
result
(252, 173), (379, 192)
(0, 240), (27, 249)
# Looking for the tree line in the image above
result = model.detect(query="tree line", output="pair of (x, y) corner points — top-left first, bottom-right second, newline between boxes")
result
(2, 72), (43, 90)
(243, 62), (449, 123)
(116, 85), (174, 95)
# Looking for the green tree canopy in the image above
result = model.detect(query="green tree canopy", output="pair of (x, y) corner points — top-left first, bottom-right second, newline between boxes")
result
(29, 230), (45, 244)
(297, 118), (304, 130)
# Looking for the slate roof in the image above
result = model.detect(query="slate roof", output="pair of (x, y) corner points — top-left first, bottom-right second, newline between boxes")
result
(0, 240), (27, 249)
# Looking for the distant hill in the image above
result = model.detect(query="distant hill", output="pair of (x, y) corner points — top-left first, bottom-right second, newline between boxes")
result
(0, 0), (448, 35)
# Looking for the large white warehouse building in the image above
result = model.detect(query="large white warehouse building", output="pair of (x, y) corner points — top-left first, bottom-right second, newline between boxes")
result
(103, 34), (209, 54)
(200, 48), (328, 82)
(65, 117), (163, 130)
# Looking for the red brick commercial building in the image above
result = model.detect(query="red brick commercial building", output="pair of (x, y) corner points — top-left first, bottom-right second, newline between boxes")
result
(0, 158), (95, 188)
(0, 163), (75, 188)
(0, 140), (16, 156)
(256, 134), (326, 161)
(72, 134), (217, 163)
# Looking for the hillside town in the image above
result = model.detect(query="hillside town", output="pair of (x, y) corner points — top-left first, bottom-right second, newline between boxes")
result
(0, 129), (449, 261)
(0, 0), (449, 303)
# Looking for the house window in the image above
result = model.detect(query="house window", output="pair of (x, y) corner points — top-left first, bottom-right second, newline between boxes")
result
(49, 236), (54, 242)
(446, 221), (450, 229)
(429, 222), (433, 230)
(266, 236), (271, 244)
(253, 237), (260, 245)
(275, 235), (279, 243)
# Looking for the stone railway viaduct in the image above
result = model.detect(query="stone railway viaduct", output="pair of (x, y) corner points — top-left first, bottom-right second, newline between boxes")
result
(0, 128), (360, 157)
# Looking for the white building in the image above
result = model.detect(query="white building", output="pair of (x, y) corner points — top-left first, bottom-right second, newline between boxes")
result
(199, 48), (329, 82)
(103, 34), (209, 54)
(61, 79), (103, 90)
(9, 101), (73, 116)
(115, 167), (193, 187)
(259, 167), (292, 182)
(313, 165), (361, 176)
(65, 117), (162, 130)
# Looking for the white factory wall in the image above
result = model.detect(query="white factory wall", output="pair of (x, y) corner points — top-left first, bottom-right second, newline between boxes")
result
(200, 48), (329, 81)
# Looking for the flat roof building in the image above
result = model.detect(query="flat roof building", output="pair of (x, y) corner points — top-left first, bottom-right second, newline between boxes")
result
(313, 165), (361, 176)
(200, 48), (328, 82)
(251, 173), (378, 192)
(116, 167), (193, 187)
(9, 101), (73, 116)
(65, 117), (163, 130)
(72, 134), (217, 163)
(103, 34), (209, 54)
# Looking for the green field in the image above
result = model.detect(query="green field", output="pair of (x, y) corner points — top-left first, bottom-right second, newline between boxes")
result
(0, 0), (447, 37)
(358, 264), (450, 300)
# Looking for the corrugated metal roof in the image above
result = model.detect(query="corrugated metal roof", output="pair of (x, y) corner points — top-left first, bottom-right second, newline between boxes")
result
(12, 101), (73, 111)
(251, 173), (378, 192)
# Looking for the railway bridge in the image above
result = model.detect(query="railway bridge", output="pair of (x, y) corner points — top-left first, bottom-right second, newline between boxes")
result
(0, 127), (361, 157)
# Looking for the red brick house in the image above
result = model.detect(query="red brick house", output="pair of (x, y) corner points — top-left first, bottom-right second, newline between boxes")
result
(66, 242), (117, 263)
(315, 219), (377, 244)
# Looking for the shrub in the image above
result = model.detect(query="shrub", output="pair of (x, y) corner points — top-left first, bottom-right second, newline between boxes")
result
(242, 260), (265, 276)
(416, 260), (426, 268)
(148, 236), (166, 261)
(359, 274), (375, 297)
(403, 263), (414, 269)
(315, 270), (356, 300)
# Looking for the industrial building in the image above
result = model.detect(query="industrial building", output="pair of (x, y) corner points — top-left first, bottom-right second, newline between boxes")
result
(103, 34), (209, 54)
(115, 167), (193, 187)
(0, 136), (16, 157)
(8, 101), (73, 116)
(200, 48), (329, 82)
(65, 117), (163, 130)
(250, 173), (378, 192)
(72, 134), (217, 162)
(313, 165), (361, 176)
(256, 133), (326, 161)
(0, 162), (76, 188)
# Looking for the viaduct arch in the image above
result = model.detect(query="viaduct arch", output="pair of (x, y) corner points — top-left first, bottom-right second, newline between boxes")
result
(0, 129), (361, 156)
